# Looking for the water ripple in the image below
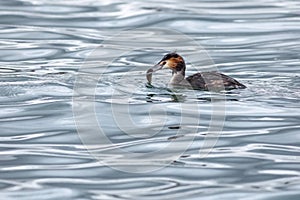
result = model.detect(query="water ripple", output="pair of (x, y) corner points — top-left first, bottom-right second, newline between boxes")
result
(1, 0), (300, 199)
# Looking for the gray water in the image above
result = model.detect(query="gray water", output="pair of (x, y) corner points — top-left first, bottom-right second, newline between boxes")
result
(1, 0), (300, 199)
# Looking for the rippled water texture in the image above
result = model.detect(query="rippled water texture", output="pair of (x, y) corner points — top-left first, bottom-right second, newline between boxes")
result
(1, 0), (300, 199)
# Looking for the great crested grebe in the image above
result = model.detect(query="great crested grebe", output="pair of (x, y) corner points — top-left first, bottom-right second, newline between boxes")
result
(146, 52), (246, 90)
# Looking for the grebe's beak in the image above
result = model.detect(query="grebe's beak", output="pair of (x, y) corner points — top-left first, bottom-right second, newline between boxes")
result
(146, 63), (164, 83)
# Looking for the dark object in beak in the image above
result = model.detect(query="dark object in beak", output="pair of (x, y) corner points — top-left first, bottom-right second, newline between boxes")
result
(146, 64), (163, 83)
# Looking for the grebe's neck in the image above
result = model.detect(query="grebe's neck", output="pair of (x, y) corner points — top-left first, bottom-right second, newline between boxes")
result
(170, 63), (186, 85)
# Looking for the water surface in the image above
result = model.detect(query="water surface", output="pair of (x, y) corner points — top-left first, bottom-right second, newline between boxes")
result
(0, 0), (300, 199)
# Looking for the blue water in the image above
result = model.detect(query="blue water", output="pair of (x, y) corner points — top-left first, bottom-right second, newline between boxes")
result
(1, 0), (300, 199)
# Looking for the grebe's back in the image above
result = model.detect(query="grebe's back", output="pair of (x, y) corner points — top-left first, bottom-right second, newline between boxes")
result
(186, 71), (246, 90)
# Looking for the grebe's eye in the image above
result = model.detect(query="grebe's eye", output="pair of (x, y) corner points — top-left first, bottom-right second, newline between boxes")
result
(162, 61), (166, 65)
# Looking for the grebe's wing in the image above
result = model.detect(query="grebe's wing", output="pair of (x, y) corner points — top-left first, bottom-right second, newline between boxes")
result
(186, 72), (246, 90)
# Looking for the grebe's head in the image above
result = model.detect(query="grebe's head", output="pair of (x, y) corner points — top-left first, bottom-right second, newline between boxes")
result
(146, 52), (186, 83)
(157, 52), (185, 71)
